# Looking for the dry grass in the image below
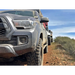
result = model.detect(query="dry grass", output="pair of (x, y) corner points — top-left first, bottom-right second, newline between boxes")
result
(52, 50), (74, 65)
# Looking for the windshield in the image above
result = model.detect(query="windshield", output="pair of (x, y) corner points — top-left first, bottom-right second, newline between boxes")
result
(2, 11), (34, 17)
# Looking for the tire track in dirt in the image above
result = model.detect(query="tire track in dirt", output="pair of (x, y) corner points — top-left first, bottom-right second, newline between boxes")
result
(43, 45), (52, 65)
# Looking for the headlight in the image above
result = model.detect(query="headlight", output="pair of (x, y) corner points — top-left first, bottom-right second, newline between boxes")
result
(13, 20), (34, 29)
(18, 36), (28, 45)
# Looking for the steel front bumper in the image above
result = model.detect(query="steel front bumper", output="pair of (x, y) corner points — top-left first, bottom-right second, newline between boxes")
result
(0, 44), (34, 58)
(0, 29), (37, 58)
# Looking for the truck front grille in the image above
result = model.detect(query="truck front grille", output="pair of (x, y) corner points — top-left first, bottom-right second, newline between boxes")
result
(0, 18), (6, 36)
(0, 18), (2, 23)
(0, 28), (6, 36)
(0, 36), (17, 46)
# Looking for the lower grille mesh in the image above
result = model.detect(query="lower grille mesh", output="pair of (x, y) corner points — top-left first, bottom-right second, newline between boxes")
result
(0, 36), (17, 46)
(0, 28), (6, 35)
(0, 17), (6, 36)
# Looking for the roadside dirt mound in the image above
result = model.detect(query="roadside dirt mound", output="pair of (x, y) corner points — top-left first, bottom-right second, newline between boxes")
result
(43, 44), (75, 66)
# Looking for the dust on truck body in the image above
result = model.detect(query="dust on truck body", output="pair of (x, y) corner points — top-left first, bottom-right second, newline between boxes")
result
(0, 10), (49, 65)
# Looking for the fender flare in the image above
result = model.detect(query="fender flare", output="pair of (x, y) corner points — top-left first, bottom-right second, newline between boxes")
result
(36, 32), (43, 46)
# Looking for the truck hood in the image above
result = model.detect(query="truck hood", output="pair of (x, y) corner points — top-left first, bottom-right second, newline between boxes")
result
(0, 13), (36, 21)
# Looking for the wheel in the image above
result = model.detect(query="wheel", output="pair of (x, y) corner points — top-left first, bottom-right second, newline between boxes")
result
(44, 40), (48, 54)
(51, 36), (53, 42)
(26, 38), (43, 65)
(48, 36), (51, 45)
(51, 38), (53, 42)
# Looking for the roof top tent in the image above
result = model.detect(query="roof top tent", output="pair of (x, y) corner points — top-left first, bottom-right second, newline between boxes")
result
(14, 7), (43, 17)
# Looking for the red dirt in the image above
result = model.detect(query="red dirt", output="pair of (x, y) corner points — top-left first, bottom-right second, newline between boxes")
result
(43, 44), (75, 66)
(43, 45), (61, 65)
(43, 45), (52, 65)
(14, 45), (75, 68)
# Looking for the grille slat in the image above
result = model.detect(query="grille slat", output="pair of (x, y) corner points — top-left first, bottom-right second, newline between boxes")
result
(0, 18), (2, 23)
(0, 17), (6, 36)
(0, 28), (6, 36)
(0, 36), (17, 46)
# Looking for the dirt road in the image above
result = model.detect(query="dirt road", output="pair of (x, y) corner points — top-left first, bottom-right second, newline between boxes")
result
(43, 45), (61, 65)
(0, 44), (75, 66)
(0, 46), (65, 68)
(0, 46), (52, 68)
(43, 45), (54, 65)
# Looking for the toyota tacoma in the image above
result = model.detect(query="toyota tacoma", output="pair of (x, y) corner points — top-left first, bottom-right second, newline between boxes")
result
(0, 10), (49, 65)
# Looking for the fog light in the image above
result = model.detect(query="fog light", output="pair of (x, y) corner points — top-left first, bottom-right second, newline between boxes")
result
(20, 37), (26, 43)
(18, 36), (28, 45)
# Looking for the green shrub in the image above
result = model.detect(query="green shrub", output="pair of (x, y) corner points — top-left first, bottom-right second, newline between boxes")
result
(54, 36), (75, 55)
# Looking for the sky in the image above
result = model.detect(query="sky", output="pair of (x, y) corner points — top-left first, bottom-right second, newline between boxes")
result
(0, 9), (75, 39)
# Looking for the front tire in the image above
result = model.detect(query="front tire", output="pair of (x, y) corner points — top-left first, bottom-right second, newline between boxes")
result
(26, 38), (43, 65)
(48, 36), (51, 45)
(51, 36), (53, 42)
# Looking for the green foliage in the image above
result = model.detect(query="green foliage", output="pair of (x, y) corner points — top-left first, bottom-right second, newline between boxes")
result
(54, 36), (75, 55)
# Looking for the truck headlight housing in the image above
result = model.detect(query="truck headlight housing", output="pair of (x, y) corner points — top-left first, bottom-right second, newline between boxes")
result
(18, 36), (28, 45)
(13, 20), (34, 29)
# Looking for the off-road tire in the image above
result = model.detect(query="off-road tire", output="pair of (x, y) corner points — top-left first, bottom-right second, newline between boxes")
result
(51, 37), (53, 42)
(48, 36), (51, 45)
(26, 38), (43, 65)
(44, 40), (48, 54)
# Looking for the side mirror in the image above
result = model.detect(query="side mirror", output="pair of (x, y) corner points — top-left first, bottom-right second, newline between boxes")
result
(40, 17), (49, 23)
(34, 16), (38, 19)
